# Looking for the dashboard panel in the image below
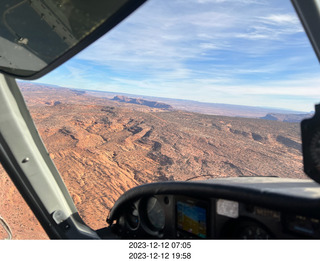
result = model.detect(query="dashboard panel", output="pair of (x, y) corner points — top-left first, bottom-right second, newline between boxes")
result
(98, 177), (320, 239)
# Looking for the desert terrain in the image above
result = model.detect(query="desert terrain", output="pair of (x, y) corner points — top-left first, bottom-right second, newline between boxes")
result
(0, 83), (307, 239)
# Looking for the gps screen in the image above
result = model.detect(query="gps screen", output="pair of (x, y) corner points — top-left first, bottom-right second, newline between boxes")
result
(176, 200), (207, 238)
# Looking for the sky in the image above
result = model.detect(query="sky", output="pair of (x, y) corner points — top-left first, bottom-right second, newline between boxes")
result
(33, 0), (320, 112)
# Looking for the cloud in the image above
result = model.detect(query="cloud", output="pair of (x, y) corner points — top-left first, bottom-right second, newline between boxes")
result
(260, 14), (300, 25)
(76, 0), (305, 67)
(234, 13), (303, 41)
(37, 0), (319, 112)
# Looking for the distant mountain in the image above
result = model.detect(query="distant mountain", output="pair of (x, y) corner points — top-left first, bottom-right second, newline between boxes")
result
(112, 95), (173, 110)
(20, 82), (308, 118)
(260, 113), (313, 122)
(84, 90), (306, 118)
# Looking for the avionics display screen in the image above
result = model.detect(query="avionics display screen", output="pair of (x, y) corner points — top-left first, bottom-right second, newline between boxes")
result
(176, 200), (207, 238)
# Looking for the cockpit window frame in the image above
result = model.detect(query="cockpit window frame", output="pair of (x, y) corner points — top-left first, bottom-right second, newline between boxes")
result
(0, 0), (148, 80)
(292, 0), (320, 63)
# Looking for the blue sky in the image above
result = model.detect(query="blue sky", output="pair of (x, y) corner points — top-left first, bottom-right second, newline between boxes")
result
(34, 0), (320, 112)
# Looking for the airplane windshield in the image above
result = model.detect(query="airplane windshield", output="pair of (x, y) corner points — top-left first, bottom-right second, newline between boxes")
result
(1, 0), (319, 239)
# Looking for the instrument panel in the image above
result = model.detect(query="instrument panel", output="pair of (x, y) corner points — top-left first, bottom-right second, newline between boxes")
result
(100, 177), (320, 239)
